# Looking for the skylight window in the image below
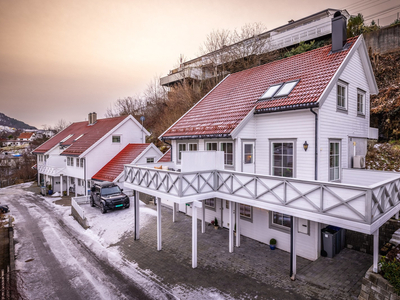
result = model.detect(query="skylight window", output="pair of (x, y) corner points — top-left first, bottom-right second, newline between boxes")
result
(275, 81), (299, 97)
(60, 134), (73, 143)
(74, 134), (84, 142)
(259, 79), (300, 100)
(260, 84), (282, 99)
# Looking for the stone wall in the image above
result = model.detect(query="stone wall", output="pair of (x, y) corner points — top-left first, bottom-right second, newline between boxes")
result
(359, 266), (399, 300)
(364, 24), (400, 55)
(346, 218), (400, 254)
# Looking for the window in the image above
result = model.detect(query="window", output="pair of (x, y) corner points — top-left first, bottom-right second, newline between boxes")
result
(70, 177), (74, 185)
(244, 144), (253, 164)
(259, 80), (299, 100)
(272, 142), (293, 177)
(271, 212), (291, 230)
(67, 157), (71, 166)
(146, 158), (154, 163)
(220, 142), (233, 166)
(274, 80), (299, 97)
(188, 143), (197, 151)
(70, 157), (74, 167)
(80, 158), (84, 168)
(178, 143), (186, 161)
(337, 81), (347, 110)
(78, 179), (82, 186)
(260, 84), (282, 99)
(329, 141), (340, 181)
(76, 158), (79, 166)
(112, 135), (121, 143)
(357, 90), (365, 115)
(206, 142), (217, 151)
(204, 198), (216, 210)
(240, 204), (252, 220)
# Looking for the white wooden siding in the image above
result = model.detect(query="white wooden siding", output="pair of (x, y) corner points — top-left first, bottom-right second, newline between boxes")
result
(255, 110), (315, 180)
(319, 48), (370, 182)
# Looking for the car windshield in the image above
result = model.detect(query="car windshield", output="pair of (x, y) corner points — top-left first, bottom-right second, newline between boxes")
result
(101, 186), (121, 196)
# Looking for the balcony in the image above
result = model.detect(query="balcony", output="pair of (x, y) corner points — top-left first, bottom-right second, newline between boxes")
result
(124, 164), (400, 234)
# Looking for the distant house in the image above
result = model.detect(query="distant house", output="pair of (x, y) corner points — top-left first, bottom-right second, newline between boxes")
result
(16, 132), (36, 146)
(124, 12), (400, 278)
(33, 113), (159, 196)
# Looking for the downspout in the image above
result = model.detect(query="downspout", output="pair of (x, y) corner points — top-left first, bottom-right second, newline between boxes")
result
(163, 140), (173, 162)
(310, 108), (318, 181)
(84, 158), (87, 196)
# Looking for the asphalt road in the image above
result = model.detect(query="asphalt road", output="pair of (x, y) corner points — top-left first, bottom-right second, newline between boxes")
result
(0, 185), (165, 300)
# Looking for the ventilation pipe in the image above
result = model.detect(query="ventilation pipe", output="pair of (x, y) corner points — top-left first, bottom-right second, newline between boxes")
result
(331, 11), (347, 53)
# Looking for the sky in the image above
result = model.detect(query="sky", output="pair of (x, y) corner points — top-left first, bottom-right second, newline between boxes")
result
(0, 0), (399, 129)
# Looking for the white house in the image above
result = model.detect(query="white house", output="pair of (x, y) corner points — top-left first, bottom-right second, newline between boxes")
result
(124, 12), (400, 278)
(33, 113), (156, 196)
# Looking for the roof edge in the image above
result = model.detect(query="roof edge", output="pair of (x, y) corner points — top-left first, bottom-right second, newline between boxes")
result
(162, 133), (232, 140)
(255, 102), (319, 114)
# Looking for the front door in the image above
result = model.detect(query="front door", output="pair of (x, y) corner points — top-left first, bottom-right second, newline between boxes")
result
(242, 142), (255, 173)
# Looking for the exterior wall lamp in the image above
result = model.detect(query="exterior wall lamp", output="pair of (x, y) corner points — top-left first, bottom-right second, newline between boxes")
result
(303, 141), (308, 151)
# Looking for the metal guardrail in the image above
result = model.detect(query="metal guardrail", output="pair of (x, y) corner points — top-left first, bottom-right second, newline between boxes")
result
(124, 165), (400, 225)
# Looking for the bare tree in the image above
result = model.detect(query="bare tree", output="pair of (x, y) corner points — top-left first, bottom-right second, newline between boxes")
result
(53, 119), (70, 133)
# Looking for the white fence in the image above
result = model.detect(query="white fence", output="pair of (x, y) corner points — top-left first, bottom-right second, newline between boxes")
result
(71, 196), (89, 221)
(124, 165), (400, 227)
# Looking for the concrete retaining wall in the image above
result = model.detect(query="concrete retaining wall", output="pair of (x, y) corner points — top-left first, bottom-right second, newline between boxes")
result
(359, 266), (400, 300)
(364, 24), (400, 54)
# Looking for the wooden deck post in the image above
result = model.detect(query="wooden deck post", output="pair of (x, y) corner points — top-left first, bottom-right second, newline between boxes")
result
(229, 201), (234, 253)
(290, 216), (298, 280)
(134, 190), (140, 240)
(157, 197), (162, 251)
(172, 202), (177, 223)
(235, 202), (240, 247)
(192, 201), (202, 268)
(201, 203), (205, 233)
(373, 229), (379, 273)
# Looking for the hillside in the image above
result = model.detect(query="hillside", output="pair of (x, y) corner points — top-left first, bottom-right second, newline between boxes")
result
(0, 112), (36, 130)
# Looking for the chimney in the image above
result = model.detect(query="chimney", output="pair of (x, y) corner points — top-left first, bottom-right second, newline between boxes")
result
(88, 112), (93, 125)
(331, 11), (347, 53)
(92, 112), (97, 124)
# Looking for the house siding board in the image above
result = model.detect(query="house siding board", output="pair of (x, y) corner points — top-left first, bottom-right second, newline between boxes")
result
(319, 48), (370, 182)
(85, 120), (143, 179)
(255, 110), (315, 180)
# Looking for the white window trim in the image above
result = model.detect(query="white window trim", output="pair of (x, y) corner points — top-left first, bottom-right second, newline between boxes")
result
(188, 143), (198, 151)
(204, 198), (216, 211)
(337, 80), (348, 111)
(219, 141), (234, 167)
(329, 139), (341, 182)
(239, 204), (253, 222)
(177, 143), (186, 163)
(205, 142), (218, 151)
(146, 157), (155, 163)
(112, 135), (121, 143)
(269, 211), (291, 233)
(269, 139), (296, 178)
(357, 89), (366, 116)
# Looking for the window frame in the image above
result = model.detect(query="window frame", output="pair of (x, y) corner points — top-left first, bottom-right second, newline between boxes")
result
(112, 135), (121, 143)
(243, 143), (254, 164)
(146, 157), (155, 163)
(329, 140), (341, 182)
(177, 143), (186, 163)
(206, 142), (218, 151)
(204, 198), (216, 211)
(188, 143), (198, 151)
(239, 204), (253, 222)
(336, 80), (348, 111)
(357, 89), (366, 116)
(270, 139), (296, 178)
(269, 211), (291, 232)
(220, 141), (234, 166)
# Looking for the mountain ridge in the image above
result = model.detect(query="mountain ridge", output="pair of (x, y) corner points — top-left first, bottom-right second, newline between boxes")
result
(0, 112), (37, 130)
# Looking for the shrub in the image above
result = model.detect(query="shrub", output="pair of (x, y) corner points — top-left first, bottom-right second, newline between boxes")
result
(380, 246), (400, 295)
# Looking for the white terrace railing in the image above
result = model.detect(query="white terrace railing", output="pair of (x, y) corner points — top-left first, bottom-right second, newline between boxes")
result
(124, 165), (400, 227)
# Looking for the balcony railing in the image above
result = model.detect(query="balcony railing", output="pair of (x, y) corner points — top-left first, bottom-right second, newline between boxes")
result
(124, 165), (400, 230)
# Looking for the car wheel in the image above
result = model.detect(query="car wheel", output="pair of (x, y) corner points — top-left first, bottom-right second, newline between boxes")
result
(100, 203), (107, 214)
(125, 204), (130, 209)
(90, 197), (95, 207)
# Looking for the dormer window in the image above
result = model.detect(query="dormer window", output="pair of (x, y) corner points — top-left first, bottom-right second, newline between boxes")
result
(259, 80), (299, 100)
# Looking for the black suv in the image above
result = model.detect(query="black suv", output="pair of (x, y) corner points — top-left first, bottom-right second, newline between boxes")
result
(90, 182), (130, 214)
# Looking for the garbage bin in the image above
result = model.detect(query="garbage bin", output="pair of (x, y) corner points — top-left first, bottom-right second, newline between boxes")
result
(321, 227), (337, 258)
(40, 186), (47, 196)
(326, 225), (346, 254)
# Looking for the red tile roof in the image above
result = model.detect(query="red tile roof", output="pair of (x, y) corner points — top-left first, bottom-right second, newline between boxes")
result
(92, 143), (149, 182)
(162, 37), (358, 139)
(18, 132), (34, 139)
(157, 149), (171, 163)
(32, 116), (127, 155)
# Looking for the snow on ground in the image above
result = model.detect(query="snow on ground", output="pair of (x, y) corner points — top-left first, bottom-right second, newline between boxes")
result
(2, 183), (231, 299)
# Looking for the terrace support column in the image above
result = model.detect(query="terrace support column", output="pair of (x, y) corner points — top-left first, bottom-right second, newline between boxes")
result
(173, 202), (177, 223)
(373, 229), (379, 273)
(192, 201), (202, 268)
(235, 202), (240, 247)
(157, 197), (162, 251)
(75, 178), (77, 197)
(134, 191), (140, 240)
(60, 175), (63, 195)
(37, 171), (40, 187)
(201, 202), (205, 233)
(229, 201), (234, 253)
(290, 216), (298, 280)
(66, 176), (70, 196)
